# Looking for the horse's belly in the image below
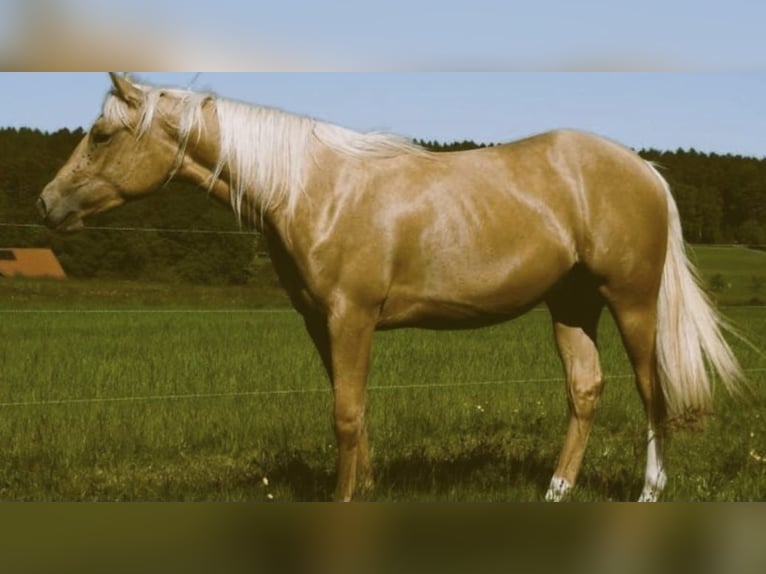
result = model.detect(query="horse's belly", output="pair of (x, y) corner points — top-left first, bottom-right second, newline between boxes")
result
(377, 259), (564, 330)
(377, 295), (538, 330)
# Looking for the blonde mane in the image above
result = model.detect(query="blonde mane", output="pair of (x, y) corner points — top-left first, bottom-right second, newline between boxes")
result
(102, 81), (428, 225)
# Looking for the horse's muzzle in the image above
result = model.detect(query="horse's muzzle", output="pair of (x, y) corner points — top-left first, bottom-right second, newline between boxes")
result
(36, 195), (62, 230)
(37, 191), (84, 232)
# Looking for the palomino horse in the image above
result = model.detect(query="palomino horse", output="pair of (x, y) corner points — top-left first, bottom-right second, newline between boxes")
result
(39, 73), (743, 501)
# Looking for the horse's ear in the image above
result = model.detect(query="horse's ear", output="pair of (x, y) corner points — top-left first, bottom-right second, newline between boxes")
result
(109, 73), (143, 107)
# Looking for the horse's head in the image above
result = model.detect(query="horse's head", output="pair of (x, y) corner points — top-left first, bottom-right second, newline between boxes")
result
(38, 73), (193, 231)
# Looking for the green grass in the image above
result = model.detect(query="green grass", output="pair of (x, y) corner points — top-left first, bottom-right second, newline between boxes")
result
(689, 245), (766, 305)
(0, 305), (764, 501)
(0, 274), (288, 311)
(0, 244), (763, 501)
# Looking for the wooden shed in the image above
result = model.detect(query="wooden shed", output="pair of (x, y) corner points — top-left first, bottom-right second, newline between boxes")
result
(0, 248), (66, 279)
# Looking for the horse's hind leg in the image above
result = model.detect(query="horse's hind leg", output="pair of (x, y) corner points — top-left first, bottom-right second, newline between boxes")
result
(545, 285), (605, 501)
(606, 300), (667, 502)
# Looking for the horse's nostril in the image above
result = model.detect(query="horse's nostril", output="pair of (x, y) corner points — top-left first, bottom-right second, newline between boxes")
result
(36, 197), (48, 219)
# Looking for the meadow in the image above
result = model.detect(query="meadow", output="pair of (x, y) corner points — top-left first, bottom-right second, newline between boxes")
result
(690, 245), (766, 305)
(0, 247), (764, 501)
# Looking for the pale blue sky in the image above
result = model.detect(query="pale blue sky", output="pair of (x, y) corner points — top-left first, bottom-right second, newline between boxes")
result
(2, 1), (766, 155)
(2, 73), (765, 157)
(4, 1), (764, 69)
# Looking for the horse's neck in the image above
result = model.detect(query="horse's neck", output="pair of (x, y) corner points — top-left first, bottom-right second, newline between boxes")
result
(176, 147), (229, 203)
(174, 136), (287, 238)
(175, 108), (333, 242)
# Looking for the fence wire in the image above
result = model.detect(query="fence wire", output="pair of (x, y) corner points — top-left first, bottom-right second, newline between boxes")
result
(0, 222), (253, 236)
(1, 370), (765, 410)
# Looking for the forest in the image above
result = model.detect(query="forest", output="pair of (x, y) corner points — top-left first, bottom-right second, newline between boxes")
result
(1, 127), (765, 285)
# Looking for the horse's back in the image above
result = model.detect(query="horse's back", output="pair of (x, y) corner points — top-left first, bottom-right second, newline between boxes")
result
(385, 128), (667, 265)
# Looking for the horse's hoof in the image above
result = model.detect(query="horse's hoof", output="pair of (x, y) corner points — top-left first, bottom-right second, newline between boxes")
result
(545, 476), (572, 502)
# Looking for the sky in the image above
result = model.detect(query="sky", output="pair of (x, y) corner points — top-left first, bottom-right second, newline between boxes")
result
(2, 73), (765, 158)
(3, 1), (766, 70)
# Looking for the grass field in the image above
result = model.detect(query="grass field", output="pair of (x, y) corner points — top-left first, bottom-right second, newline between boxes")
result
(690, 245), (766, 305)
(0, 247), (764, 501)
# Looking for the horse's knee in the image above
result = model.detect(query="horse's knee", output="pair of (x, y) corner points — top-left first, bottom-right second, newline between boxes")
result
(569, 368), (604, 420)
(334, 406), (364, 444)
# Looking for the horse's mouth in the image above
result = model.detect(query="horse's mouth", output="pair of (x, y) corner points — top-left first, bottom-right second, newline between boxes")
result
(58, 217), (85, 233)
(46, 211), (85, 233)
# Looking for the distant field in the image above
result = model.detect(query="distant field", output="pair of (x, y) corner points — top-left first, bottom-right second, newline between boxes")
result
(0, 245), (763, 501)
(0, 272), (289, 311)
(689, 245), (766, 305)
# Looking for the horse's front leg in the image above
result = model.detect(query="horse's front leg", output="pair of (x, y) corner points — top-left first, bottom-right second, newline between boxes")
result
(326, 306), (376, 502)
(304, 312), (375, 498)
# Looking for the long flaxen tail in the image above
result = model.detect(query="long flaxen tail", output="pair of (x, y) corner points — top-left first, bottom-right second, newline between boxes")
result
(649, 164), (745, 420)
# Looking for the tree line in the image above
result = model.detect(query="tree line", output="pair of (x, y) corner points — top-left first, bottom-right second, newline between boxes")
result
(1, 127), (764, 285)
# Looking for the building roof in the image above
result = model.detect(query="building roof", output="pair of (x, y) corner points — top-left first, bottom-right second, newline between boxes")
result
(0, 248), (66, 279)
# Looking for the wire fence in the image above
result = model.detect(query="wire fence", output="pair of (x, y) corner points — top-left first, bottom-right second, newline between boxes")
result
(0, 308), (295, 314)
(1, 306), (765, 315)
(2, 222), (765, 249)
(0, 375), (588, 409)
(0, 221), (254, 236)
(1, 370), (765, 410)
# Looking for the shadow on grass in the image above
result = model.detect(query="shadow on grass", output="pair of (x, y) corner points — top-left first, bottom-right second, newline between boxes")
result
(375, 447), (554, 502)
(260, 445), (561, 502)
(256, 443), (655, 502)
(265, 454), (337, 502)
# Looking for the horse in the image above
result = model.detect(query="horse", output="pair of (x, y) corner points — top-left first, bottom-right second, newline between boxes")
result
(38, 73), (744, 501)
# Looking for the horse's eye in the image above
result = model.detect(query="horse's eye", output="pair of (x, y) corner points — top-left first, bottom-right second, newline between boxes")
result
(91, 131), (112, 146)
